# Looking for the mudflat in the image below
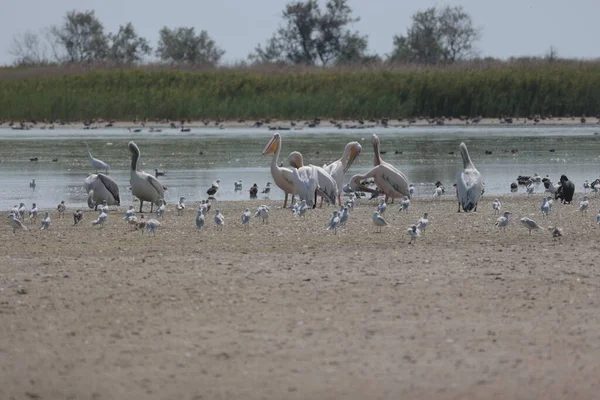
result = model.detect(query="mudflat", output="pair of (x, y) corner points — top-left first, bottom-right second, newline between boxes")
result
(1, 194), (599, 399)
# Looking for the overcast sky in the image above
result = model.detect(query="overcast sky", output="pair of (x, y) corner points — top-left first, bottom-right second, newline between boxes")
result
(1, 0), (598, 65)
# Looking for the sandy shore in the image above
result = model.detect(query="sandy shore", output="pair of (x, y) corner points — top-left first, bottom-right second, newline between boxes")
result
(1, 194), (600, 399)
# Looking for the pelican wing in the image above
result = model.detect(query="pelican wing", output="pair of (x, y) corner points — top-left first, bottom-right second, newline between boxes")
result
(97, 173), (120, 203)
(146, 175), (166, 198)
(376, 164), (410, 199)
(280, 167), (296, 187)
(292, 167), (318, 207)
(313, 165), (337, 205)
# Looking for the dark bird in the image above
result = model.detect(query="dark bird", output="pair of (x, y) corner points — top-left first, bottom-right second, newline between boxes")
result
(249, 183), (258, 198)
(510, 182), (518, 193)
(29, 157), (38, 162)
(73, 210), (83, 225)
(261, 182), (272, 194)
(154, 168), (166, 178)
(555, 174), (575, 204)
(206, 180), (220, 196)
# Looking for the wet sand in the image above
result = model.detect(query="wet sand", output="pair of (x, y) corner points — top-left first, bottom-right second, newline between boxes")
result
(1, 194), (600, 399)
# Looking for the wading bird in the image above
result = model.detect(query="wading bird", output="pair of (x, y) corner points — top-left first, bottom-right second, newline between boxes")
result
(84, 173), (120, 210)
(84, 141), (110, 173)
(128, 141), (166, 213)
(287, 151), (337, 208)
(262, 133), (295, 208)
(456, 142), (483, 212)
(322, 141), (362, 205)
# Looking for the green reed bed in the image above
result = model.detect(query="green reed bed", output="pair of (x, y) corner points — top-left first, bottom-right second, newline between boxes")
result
(1, 63), (599, 121)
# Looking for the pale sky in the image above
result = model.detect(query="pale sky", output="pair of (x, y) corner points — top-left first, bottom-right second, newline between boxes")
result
(1, 0), (598, 66)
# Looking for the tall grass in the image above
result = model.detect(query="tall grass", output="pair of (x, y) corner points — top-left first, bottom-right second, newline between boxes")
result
(1, 61), (599, 121)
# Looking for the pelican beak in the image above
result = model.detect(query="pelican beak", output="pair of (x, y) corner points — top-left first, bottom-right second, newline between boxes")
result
(262, 137), (279, 155)
(343, 146), (361, 174)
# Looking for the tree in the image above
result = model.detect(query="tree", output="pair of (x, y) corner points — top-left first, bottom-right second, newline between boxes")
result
(107, 23), (151, 64)
(9, 31), (48, 65)
(156, 27), (224, 65)
(50, 10), (109, 63)
(390, 6), (479, 64)
(249, 0), (371, 66)
(545, 46), (559, 62)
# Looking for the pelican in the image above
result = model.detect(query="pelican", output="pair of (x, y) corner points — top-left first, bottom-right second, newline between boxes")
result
(146, 219), (161, 234)
(92, 210), (108, 227)
(492, 199), (501, 215)
(7, 214), (28, 234)
(84, 173), (120, 210)
(84, 141), (110, 173)
(176, 197), (186, 216)
(29, 203), (38, 222)
(295, 200), (309, 218)
(40, 212), (51, 230)
(456, 142), (483, 212)
(241, 208), (252, 228)
(73, 210), (83, 225)
(156, 199), (166, 218)
(323, 141), (362, 205)
(128, 141), (166, 213)
(254, 206), (269, 223)
(262, 133), (295, 208)
(541, 197), (552, 218)
(377, 199), (387, 214)
(196, 209), (205, 230)
(214, 209), (225, 230)
(261, 182), (272, 195)
(372, 211), (388, 233)
(123, 205), (135, 222)
(407, 225), (421, 244)
(579, 196), (589, 214)
(398, 196), (410, 212)
(416, 212), (429, 232)
(339, 206), (349, 226)
(57, 201), (66, 218)
(327, 210), (341, 234)
(287, 151), (337, 208)
(520, 217), (541, 235)
(355, 134), (409, 203)
(494, 211), (511, 231)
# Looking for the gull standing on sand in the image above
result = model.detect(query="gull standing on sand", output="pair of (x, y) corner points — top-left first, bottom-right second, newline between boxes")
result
(8, 214), (28, 234)
(73, 210), (83, 225)
(176, 197), (186, 216)
(85, 141), (110, 173)
(372, 211), (388, 233)
(295, 199), (309, 218)
(146, 219), (161, 234)
(241, 208), (252, 228)
(290, 199), (299, 215)
(29, 203), (38, 222)
(492, 199), (501, 215)
(377, 198), (387, 215)
(123, 205), (135, 222)
(579, 196), (589, 215)
(494, 211), (511, 231)
(416, 212), (429, 232)
(214, 209), (225, 230)
(541, 197), (552, 218)
(156, 199), (166, 218)
(520, 217), (541, 235)
(57, 201), (66, 218)
(407, 224), (421, 244)
(327, 210), (341, 234)
(17, 203), (26, 221)
(456, 142), (483, 212)
(254, 205), (270, 223)
(40, 212), (51, 230)
(584, 180), (590, 194)
(398, 196), (410, 212)
(339, 206), (349, 226)
(196, 209), (205, 230)
(409, 183), (415, 197)
(99, 200), (109, 213)
(92, 210), (108, 227)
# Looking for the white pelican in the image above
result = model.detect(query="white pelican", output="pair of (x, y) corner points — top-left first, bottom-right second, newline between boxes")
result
(541, 197), (552, 218)
(73, 210), (83, 225)
(407, 225), (421, 244)
(92, 210), (108, 227)
(377, 199), (387, 215)
(8, 214), (28, 234)
(241, 208), (252, 228)
(520, 217), (541, 235)
(416, 212), (429, 232)
(323, 141), (362, 205)
(146, 219), (161, 234)
(29, 203), (38, 222)
(18, 203), (26, 221)
(56, 201), (66, 218)
(357, 134), (410, 203)
(196, 209), (205, 230)
(287, 151), (337, 208)
(261, 182), (272, 195)
(262, 133), (295, 208)
(84, 173), (121, 210)
(254, 206), (269, 223)
(84, 141), (110, 173)
(156, 199), (166, 218)
(492, 199), (501, 215)
(214, 209), (225, 230)
(398, 196), (410, 212)
(456, 142), (483, 212)
(372, 211), (388, 232)
(176, 197), (186, 216)
(295, 200), (309, 218)
(494, 211), (511, 231)
(327, 210), (341, 234)
(548, 226), (563, 240)
(339, 206), (349, 226)
(128, 141), (166, 213)
(40, 212), (51, 230)
(123, 205), (135, 222)
(579, 196), (589, 215)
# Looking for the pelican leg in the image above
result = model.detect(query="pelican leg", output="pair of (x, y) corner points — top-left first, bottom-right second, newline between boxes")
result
(457, 202), (461, 213)
(150, 203), (154, 213)
(139, 200), (144, 213)
(283, 193), (289, 208)
(313, 189), (318, 209)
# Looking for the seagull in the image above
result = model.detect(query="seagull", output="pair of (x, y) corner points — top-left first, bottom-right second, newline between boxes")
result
(579, 196), (589, 215)
(531, 173), (542, 183)
(520, 217), (541, 235)
(241, 208), (252, 228)
(295, 200), (309, 218)
(196, 209), (205, 230)
(176, 197), (186, 216)
(548, 226), (563, 241)
(416, 212), (429, 232)
(40, 212), (51, 230)
(584, 180), (590, 194)
(327, 210), (341, 234)
(377, 199), (387, 215)
(73, 210), (84, 225)
(261, 182), (272, 195)
(207, 180), (221, 196)
(433, 186), (444, 198)
(57, 201), (66, 218)
(99, 200), (109, 213)
(146, 219), (161, 234)
(214, 209), (225, 230)
(372, 211), (388, 233)
(29, 203), (38, 222)
(234, 180), (243, 191)
(156, 199), (166, 218)
(492, 199), (502, 215)
(7, 214), (28, 234)
(92, 210), (108, 227)
(18, 203), (26, 221)
(254, 205), (270, 223)
(407, 224), (421, 244)
(29, 179), (36, 190)
(408, 183), (415, 197)
(135, 214), (146, 231)
(494, 211), (511, 231)
(526, 185), (534, 195)
(541, 197), (552, 218)
(123, 205), (135, 222)
(339, 206), (349, 226)
(290, 199), (299, 215)
(398, 196), (410, 212)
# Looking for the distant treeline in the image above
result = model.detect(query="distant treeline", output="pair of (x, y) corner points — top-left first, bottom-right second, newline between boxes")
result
(1, 60), (599, 121)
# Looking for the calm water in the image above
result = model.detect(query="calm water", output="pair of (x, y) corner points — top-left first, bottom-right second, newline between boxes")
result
(1, 125), (599, 210)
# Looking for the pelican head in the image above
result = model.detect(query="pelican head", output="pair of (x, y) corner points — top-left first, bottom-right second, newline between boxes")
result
(343, 142), (362, 173)
(262, 133), (281, 155)
(287, 151), (304, 169)
(371, 134), (380, 147)
(459, 142), (476, 170)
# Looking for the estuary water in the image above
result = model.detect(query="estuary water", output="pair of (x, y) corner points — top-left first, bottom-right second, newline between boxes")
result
(0, 125), (599, 210)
